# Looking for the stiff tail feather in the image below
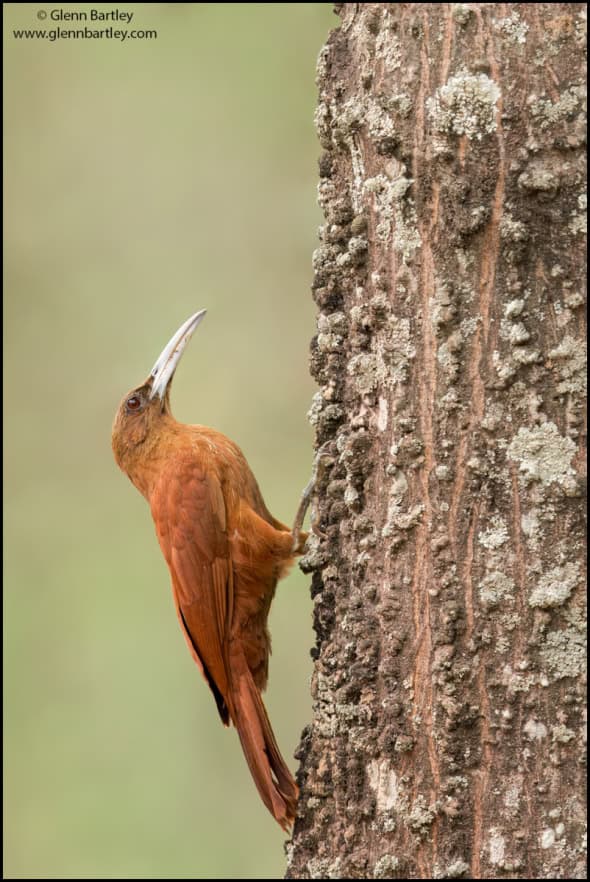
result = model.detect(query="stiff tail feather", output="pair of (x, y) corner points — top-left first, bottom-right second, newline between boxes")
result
(228, 657), (298, 831)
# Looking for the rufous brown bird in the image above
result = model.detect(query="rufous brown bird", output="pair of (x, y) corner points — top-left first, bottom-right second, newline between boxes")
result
(112, 311), (310, 831)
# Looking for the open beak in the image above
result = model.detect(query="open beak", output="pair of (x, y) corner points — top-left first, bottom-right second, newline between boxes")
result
(149, 310), (207, 400)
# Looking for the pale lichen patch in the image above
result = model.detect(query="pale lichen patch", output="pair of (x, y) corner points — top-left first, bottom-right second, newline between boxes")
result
(549, 335), (586, 394)
(394, 504), (424, 531)
(495, 11), (529, 45)
(521, 509), (541, 548)
(575, 7), (587, 45)
(377, 396), (389, 432)
(504, 298), (525, 319)
(481, 401), (505, 431)
(530, 84), (587, 130)
(529, 562), (580, 609)
(478, 516), (509, 549)
(551, 723), (576, 743)
(373, 855), (400, 878)
(437, 329), (463, 381)
(365, 98), (396, 142)
(451, 5), (472, 26)
(504, 776), (523, 814)
(501, 319), (531, 345)
(307, 391), (324, 426)
(347, 314), (414, 396)
(364, 168), (421, 260)
(570, 193), (587, 236)
(307, 390), (343, 429)
(313, 100), (332, 148)
(315, 44), (330, 83)
(507, 422), (577, 487)
(307, 857), (342, 879)
(489, 829), (506, 865)
(540, 626), (586, 680)
(381, 469), (409, 538)
(406, 795), (436, 834)
(523, 718), (548, 740)
(348, 353), (387, 395)
(518, 163), (559, 194)
(433, 858), (469, 879)
(502, 663), (536, 695)
(479, 571), (515, 607)
(500, 214), (528, 244)
(564, 289), (585, 310)
(368, 759), (399, 812)
(427, 71), (501, 140)
(375, 11), (402, 73)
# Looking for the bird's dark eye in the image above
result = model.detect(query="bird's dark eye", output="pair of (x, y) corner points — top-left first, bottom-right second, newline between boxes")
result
(126, 396), (142, 412)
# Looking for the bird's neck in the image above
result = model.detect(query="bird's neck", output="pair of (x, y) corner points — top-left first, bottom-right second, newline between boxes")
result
(117, 414), (182, 500)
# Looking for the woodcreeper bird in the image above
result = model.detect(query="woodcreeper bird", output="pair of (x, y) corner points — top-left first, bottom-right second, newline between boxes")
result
(112, 311), (310, 831)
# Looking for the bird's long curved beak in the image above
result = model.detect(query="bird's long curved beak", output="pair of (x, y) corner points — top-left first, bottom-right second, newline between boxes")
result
(149, 310), (207, 400)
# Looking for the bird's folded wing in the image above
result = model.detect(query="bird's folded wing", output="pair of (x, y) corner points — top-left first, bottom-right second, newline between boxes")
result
(151, 465), (234, 723)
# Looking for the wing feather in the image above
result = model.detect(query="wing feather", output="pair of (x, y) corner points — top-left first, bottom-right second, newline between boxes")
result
(151, 464), (233, 723)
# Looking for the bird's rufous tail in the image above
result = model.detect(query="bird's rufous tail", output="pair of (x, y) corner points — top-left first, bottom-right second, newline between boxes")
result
(228, 654), (298, 831)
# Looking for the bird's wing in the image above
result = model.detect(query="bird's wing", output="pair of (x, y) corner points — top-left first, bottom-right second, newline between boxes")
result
(151, 464), (233, 724)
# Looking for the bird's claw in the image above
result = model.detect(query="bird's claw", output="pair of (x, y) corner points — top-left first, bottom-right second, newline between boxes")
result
(291, 439), (336, 551)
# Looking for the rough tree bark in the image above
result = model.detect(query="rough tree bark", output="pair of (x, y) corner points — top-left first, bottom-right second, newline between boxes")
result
(287, 4), (586, 879)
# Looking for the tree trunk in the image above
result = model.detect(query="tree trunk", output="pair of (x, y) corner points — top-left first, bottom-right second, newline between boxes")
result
(287, 4), (587, 879)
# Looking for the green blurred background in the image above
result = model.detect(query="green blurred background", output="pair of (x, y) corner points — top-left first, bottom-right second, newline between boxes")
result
(4, 4), (333, 877)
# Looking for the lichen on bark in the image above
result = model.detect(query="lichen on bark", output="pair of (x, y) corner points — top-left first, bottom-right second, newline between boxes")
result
(287, 4), (587, 879)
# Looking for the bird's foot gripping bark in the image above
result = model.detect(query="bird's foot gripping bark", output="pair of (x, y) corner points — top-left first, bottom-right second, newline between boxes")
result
(291, 440), (336, 553)
(291, 477), (314, 553)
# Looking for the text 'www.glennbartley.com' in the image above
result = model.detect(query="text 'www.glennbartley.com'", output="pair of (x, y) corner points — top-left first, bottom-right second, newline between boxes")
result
(12, 8), (158, 42)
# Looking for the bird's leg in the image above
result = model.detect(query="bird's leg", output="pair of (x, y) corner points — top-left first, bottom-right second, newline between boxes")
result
(291, 440), (336, 552)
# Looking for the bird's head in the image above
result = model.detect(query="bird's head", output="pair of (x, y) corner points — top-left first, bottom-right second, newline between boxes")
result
(111, 310), (206, 474)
